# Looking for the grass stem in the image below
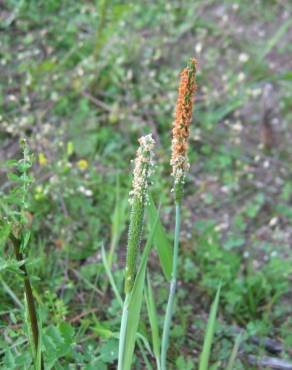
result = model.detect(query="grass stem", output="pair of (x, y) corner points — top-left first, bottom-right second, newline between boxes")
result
(10, 233), (44, 369)
(161, 202), (181, 370)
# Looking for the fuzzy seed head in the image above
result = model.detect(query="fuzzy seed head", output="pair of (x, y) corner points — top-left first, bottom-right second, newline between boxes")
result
(170, 58), (197, 194)
(124, 134), (155, 293)
(129, 134), (155, 205)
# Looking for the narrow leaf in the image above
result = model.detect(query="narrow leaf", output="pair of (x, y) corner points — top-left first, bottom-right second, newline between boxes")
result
(226, 331), (242, 370)
(145, 273), (161, 369)
(109, 176), (127, 266)
(121, 217), (158, 370)
(101, 244), (123, 307)
(261, 19), (292, 58)
(199, 285), (221, 370)
(146, 195), (172, 280)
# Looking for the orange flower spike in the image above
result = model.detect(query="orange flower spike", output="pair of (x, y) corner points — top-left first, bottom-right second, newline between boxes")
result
(171, 58), (197, 200)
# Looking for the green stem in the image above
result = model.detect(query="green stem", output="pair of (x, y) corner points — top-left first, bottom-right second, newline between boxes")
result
(118, 294), (129, 370)
(156, 356), (162, 370)
(161, 202), (181, 370)
(10, 234), (44, 370)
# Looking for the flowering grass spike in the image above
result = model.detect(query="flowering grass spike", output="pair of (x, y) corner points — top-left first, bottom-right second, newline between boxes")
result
(170, 58), (197, 200)
(125, 134), (155, 293)
(161, 58), (197, 370)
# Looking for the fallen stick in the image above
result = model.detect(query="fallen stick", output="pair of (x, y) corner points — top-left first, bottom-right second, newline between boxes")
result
(231, 326), (283, 354)
(247, 355), (292, 370)
(250, 336), (283, 354)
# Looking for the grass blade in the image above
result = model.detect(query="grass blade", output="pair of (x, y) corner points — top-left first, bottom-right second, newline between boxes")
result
(199, 285), (221, 370)
(118, 294), (129, 370)
(226, 331), (242, 370)
(145, 273), (161, 370)
(146, 195), (172, 280)
(109, 176), (127, 267)
(101, 244), (123, 307)
(137, 338), (152, 370)
(136, 332), (153, 357)
(1, 278), (23, 309)
(120, 217), (158, 370)
(261, 19), (292, 58)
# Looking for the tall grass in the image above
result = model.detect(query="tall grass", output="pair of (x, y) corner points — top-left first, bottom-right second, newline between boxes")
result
(2, 61), (227, 370)
(117, 59), (224, 370)
(161, 58), (197, 370)
(115, 59), (227, 370)
(118, 135), (155, 370)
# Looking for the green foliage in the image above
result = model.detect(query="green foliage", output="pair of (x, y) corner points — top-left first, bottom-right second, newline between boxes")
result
(226, 332), (242, 370)
(195, 221), (291, 323)
(42, 322), (75, 368)
(1, 140), (33, 225)
(199, 285), (221, 370)
(146, 195), (172, 280)
(145, 273), (161, 369)
(109, 177), (127, 267)
(1, 0), (291, 368)
(118, 217), (158, 370)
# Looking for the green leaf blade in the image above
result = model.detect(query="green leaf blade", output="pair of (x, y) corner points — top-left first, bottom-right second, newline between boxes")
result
(120, 216), (159, 370)
(199, 285), (221, 370)
(145, 273), (161, 369)
(146, 196), (172, 280)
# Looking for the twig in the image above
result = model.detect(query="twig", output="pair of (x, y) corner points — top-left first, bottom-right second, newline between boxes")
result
(247, 355), (292, 370)
(230, 326), (283, 355)
(69, 308), (98, 323)
(250, 336), (283, 355)
(82, 91), (111, 112)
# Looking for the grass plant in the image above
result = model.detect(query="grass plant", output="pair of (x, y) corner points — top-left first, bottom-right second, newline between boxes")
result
(161, 58), (197, 370)
(118, 134), (155, 370)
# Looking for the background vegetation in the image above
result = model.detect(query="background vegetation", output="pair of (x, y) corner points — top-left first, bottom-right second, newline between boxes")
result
(0, 0), (291, 368)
